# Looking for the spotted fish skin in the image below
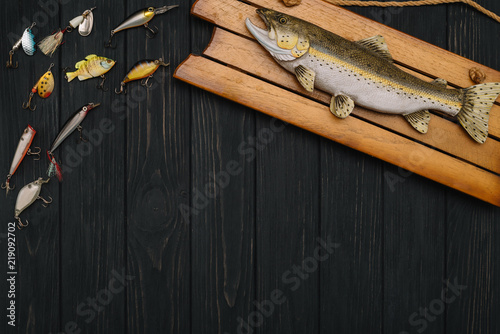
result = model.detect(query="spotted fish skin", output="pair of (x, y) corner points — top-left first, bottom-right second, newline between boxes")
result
(246, 8), (500, 143)
(66, 54), (115, 82)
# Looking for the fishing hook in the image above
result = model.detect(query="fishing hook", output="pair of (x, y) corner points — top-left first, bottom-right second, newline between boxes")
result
(115, 82), (127, 95)
(62, 67), (71, 80)
(96, 75), (108, 91)
(1, 175), (14, 196)
(38, 195), (53, 207)
(141, 75), (154, 88)
(144, 23), (158, 39)
(27, 147), (42, 160)
(77, 125), (88, 143)
(105, 32), (117, 48)
(16, 217), (29, 230)
(6, 50), (18, 69)
(22, 92), (36, 111)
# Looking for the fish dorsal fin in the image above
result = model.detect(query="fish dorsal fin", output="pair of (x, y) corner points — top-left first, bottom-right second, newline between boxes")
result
(75, 60), (87, 69)
(404, 110), (431, 134)
(295, 65), (316, 92)
(356, 35), (393, 63)
(85, 54), (98, 60)
(330, 95), (355, 119)
(431, 78), (448, 88)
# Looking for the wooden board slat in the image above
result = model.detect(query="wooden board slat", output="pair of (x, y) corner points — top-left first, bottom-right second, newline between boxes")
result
(174, 55), (500, 206)
(191, 0), (500, 138)
(204, 28), (500, 175)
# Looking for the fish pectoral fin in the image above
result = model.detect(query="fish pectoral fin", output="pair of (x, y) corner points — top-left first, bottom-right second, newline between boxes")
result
(356, 35), (393, 63)
(404, 110), (431, 134)
(431, 78), (448, 88)
(295, 65), (315, 92)
(330, 95), (355, 119)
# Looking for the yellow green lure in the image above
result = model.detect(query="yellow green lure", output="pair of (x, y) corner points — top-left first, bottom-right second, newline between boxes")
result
(65, 54), (116, 91)
(115, 58), (169, 94)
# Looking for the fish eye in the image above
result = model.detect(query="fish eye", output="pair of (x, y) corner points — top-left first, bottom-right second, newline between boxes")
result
(83, 107), (87, 112)
(148, 7), (154, 12)
(279, 17), (288, 24)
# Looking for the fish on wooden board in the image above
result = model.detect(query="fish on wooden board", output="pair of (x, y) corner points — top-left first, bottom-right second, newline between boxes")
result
(245, 8), (500, 143)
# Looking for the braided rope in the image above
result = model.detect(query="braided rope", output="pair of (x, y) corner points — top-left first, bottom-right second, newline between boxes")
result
(323, 0), (500, 24)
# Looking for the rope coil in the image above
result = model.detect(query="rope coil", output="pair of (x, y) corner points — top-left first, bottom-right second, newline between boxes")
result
(323, 0), (500, 24)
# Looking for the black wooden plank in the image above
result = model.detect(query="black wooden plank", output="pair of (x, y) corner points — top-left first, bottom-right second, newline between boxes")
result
(255, 115), (320, 334)
(189, 17), (256, 334)
(319, 143), (383, 334)
(375, 5), (448, 334)
(124, 1), (190, 333)
(58, 0), (126, 333)
(446, 1), (500, 333)
(0, 0), (61, 332)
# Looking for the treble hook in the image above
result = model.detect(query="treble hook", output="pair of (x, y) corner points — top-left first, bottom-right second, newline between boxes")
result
(6, 50), (18, 69)
(96, 75), (108, 91)
(16, 217), (29, 229)
(1, 175), (14, 196)
(144, 23), (158, 39)
(141, 75), (154, 88)
(115, 82), (127, 95)
(62, 67), (71, 80)
(27, 147), (42, 160)
(105, 32), (116, 49)
(22, 92), (36, 111)
(77, 125), (88, 143)
(38, 195), (53, 207)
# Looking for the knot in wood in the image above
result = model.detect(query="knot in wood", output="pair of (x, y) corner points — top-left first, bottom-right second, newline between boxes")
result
(282, 0), (302, 6)
(469, 67), (486, 84)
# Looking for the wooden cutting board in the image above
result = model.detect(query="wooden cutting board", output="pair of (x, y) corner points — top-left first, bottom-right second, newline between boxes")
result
(174, 0), (500, 206)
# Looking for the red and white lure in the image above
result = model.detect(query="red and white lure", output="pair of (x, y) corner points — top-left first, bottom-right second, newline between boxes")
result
(38, 7), (95, 57)
(1, 125), (41, 196)
(22, 63), (55, 111)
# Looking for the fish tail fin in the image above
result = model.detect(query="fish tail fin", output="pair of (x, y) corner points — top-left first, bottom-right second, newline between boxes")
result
(458, 83), (500, 144)
(66, 71), (77, 82)
(46, 151), (63, 182)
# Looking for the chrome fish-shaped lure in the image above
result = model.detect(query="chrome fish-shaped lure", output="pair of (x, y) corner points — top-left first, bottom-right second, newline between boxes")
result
(246, 9), (500, 144)
(115, 58), (169, 94)
(6, 22), (36, 68)
(47, 102), (100, 181)
(14, 177), (51, 229)
(65, 55), (115, 90)
(1, 125), (41, 196)
(22, 63), (55, 111)
(105, 5), (178, 48)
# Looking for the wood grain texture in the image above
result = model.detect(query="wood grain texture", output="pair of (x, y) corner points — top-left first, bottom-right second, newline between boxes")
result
(190, 16), (256, 334)
(59, 1), (126, 332)
(124, 1), (190, 333)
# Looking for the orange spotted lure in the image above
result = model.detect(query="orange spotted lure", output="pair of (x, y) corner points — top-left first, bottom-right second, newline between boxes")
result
(22, 63), (55, 111)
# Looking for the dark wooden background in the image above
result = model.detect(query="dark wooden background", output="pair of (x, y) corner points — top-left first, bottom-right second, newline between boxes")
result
(1, 0), (499, 333)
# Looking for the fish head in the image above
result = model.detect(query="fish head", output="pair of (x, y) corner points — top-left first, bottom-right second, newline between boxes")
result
(100, 58), (116, 70)
(246, 8), (310, 61)
(80, 102), (101, 116)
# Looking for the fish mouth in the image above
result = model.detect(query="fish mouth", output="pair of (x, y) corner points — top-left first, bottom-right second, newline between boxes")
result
(154, 5), (179, 15)
(246, 13), (293, 60)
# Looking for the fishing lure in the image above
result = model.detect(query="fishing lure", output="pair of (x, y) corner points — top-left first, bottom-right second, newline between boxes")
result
(115, 58), (169, 94)
(22, 63), (55, 111)
(1, 125), (41, 196)
(38, 7), (96, 57)
(64, 55), (116, 91)
(246, 8), (500, 143)
(6, 22), (36, 68)
(14, 177), (52, 229)
(46, 102), (100, 181)
(105, 5), (178, 48)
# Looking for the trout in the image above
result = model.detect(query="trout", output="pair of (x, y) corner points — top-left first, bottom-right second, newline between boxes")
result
(245, 8), (500, 143)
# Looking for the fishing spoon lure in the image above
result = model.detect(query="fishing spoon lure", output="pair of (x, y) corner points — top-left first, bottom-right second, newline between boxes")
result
(6, 22), (36, 68)
(22, 63), (55, 111)
(105, 5), (178, 48)
(47, 102), (100, 181)
(38, 7), (96, 57)
(14, 177), (52, 229)
(1, 125), (41, 196)
(115, 58), (169, 94)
